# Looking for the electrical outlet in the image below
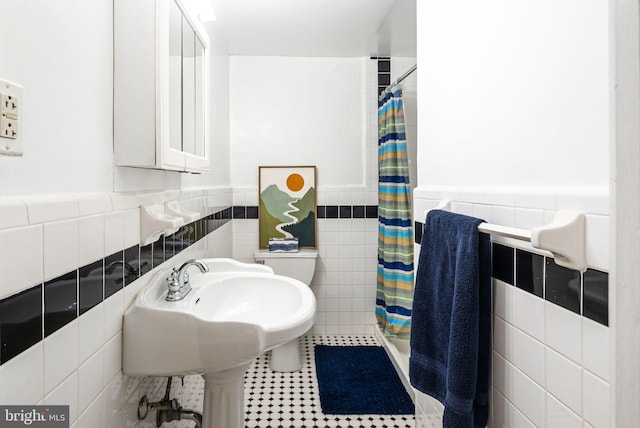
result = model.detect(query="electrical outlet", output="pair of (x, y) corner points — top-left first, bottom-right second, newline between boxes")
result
(0, 78), (23, 156)
(1, 116), (17, 139)
(1, 93), (18, 119)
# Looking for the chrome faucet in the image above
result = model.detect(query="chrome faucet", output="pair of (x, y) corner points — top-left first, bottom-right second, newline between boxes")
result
(166, 259), (209, 301)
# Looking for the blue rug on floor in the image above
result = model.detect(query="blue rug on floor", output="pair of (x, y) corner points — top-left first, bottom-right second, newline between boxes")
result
(314, 345), (415, 415)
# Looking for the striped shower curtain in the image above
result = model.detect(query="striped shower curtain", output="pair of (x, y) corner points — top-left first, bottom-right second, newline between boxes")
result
(376, 85), (414, 339)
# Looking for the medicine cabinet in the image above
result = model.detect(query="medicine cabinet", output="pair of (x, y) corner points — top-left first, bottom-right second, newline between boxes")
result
(114, 0), (209, 173)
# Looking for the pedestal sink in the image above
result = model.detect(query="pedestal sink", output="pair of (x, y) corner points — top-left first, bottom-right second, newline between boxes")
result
(123, 258), (316, 428)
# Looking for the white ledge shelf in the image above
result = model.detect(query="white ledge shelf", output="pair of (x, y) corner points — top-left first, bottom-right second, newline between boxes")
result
(165, 201), (200, 222)
(140, 204), (184, 246)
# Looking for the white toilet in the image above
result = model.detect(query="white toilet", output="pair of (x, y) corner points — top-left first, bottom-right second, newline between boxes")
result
(254, 248), (318, 372)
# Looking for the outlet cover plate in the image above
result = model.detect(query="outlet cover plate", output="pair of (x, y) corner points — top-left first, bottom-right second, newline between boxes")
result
(0, 78), (23, 156)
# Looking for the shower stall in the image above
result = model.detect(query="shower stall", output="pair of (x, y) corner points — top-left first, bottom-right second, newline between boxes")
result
(374, 57), (418, 395)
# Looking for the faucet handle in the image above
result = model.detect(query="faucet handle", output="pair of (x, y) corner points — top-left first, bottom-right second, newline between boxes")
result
(167, 268), (181, 292)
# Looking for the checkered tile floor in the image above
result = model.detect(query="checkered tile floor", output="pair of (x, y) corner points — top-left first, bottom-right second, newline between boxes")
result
(173, 335), (415, 428)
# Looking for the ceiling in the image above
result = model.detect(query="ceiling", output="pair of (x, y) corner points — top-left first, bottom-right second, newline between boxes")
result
(206, 0), (416, 57)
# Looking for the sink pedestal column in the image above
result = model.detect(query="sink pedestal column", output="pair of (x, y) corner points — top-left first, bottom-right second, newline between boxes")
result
(202, 363), (251, 428)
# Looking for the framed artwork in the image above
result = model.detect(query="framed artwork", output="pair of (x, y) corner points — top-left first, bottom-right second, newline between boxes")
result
(259, 166), (317, 249)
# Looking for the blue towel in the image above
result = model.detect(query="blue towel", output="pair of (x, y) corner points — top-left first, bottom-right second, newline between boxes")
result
(409, 210), (491, 428)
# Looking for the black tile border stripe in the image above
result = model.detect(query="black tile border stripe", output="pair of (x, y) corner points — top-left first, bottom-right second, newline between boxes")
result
(233, 206), (246, 219)
(325, 206), (338, 219)
(79, 259), (104, 316)
(104, 251), (124, 299)
(377, 57), (392, 96)
(583, 269), (609, 326)
(414, 221), (423, 244)
(44, 271), (78, 337)
(329, 205), (378, 219)
(492, 243), (514, 285)
(414, 220), (609, 327)
(515, 249), (544, 298)
(0, 206), (233, 366)
(545, 258), (581, 314)
(237, 205), (379, 220)
(0, 285), (42, 364)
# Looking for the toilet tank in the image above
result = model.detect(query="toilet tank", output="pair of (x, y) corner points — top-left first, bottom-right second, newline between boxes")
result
(254, 249), (318, 285)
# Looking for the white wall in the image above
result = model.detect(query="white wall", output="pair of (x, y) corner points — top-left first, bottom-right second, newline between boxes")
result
(0, 1), (230, 195)
(0, 0), (114, 193)
(416, 0), (609, 189)
(229, 56), (368, 188)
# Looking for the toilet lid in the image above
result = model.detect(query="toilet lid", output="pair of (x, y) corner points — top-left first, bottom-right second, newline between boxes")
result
(254, 248), (318, 259)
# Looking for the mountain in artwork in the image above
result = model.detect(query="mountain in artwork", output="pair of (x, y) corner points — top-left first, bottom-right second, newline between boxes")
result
(261, 184), (295, 223)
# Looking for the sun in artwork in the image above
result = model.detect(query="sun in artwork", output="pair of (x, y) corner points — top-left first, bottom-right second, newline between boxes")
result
(286, 173), (304, 192)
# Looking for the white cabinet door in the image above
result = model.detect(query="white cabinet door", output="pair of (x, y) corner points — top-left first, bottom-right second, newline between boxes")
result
(114, 0), (209, 173)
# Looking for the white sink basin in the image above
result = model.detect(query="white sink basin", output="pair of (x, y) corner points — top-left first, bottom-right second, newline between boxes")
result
(193, 275), (311, 332)
(122, 259), (316, 377)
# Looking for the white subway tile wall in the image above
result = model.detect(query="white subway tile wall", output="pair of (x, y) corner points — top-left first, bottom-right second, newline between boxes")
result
(0, 225), (44, 298)
(582, 318), (610, 381)
(0, 188), (234, 427)
(414, 190), (610, 428)
(78, 347), (104, 414)
(78, 214), (105, 267)
(44, 320), (79, 393)
(0, 343), (44, 405)
(44, 370), (79, 423)
(44, 218), (79, 281)
(583, 370), (610, 427)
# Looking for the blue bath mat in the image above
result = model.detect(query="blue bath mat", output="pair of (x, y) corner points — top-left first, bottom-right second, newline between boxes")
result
(314, 345), (414, 415)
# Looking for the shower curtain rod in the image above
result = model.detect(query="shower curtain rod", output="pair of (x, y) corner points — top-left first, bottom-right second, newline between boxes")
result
(392, 64), (417, 86)
(385, 64), (417, 91)
(380, 64), (417, 96)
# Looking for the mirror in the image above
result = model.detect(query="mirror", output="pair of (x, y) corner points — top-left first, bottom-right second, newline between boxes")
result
(169, 0), (182, 152)
(182, 16), (196, 156)
(168, 0), (205, 158)
(195, 38), (205, 157)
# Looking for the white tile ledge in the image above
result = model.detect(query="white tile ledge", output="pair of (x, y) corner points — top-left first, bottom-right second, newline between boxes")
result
(206, 186), (234, 196)
(414, 186), (609, 215)
(74, 193), (113, 216)
(23, 194), (79, 224)
(0, 197), (29, 230)
(0, 188), (226, 228)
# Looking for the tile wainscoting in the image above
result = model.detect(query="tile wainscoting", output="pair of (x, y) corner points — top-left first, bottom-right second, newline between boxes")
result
(0, 210), (232, 366)
(0, 187), (384, 427)
(0, 188), (234, 427)
(413, 187), (610, 428)
(0, 184), (610, 428)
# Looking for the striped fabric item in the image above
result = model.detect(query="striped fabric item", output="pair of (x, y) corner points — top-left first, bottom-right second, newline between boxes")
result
(376, 85), (414, 339)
